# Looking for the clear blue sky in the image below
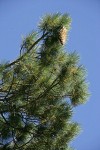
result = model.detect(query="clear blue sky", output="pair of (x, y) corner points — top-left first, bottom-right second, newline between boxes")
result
(0, 0), (100, 150)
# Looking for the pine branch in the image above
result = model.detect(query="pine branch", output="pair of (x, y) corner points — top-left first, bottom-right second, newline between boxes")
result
(15, 135), (34, 150)
(0, 112), (8, 124)
(35, 76), (59, 101)
(5, 32), (48, 68)
(4, 74), (15, 100)
(12, 130), (19, 149)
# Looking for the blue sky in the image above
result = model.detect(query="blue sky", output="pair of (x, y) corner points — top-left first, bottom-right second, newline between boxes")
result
(0, 0), (100, 150)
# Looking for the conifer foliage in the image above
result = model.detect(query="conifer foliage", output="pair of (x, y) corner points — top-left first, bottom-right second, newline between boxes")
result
(0, 13), (89, 150)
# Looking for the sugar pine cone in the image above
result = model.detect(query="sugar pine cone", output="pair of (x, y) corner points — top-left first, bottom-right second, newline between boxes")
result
(59, 26), (67, 45)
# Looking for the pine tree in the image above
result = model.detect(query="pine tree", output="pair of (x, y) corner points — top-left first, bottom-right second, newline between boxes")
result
(0, 13), (89, 150)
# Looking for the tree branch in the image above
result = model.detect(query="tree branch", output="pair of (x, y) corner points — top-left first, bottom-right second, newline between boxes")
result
(5, 32), (48, 68)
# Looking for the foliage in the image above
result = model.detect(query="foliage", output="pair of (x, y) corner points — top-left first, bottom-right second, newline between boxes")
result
(0, 13), (89, 150)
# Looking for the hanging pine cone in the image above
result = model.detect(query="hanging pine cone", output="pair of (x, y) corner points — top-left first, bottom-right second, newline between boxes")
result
(59, 26), (67, 45)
